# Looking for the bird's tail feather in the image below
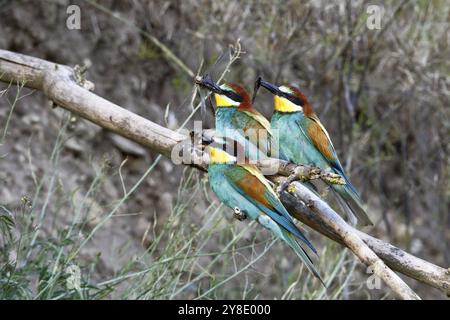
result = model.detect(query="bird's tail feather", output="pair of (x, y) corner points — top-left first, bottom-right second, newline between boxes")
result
(330, 188), (358, 226)
(303, 181), (321, 197)
(333, 183), (373, 226)
(282, 231), (326, 287)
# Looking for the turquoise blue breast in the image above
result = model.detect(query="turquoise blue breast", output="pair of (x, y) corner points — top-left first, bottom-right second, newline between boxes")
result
(207, 163), (260, 220)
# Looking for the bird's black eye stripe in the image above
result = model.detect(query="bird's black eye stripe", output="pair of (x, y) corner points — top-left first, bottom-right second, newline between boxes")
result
(224, 90), (243, 102)
(287, 95), (302, 105)
(280, 92), (302, 105)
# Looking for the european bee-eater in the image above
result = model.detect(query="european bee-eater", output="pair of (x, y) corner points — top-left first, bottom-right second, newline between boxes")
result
(205, 138), (322, 280)
(195, 75), (276, 161)
(256, 79), (372, 226)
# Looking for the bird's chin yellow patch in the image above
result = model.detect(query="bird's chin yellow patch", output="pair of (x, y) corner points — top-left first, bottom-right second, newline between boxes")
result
(214, 93), (240, 108)
(274, 96), (302, 113)
(208, 147), (235, 164)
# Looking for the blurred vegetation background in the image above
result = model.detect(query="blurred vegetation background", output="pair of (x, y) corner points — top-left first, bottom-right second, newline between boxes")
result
(0, 0), (448, 299)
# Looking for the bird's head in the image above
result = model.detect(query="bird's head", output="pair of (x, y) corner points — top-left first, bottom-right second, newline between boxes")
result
(255, 78), (312, 114)
(202, 134), (246, 164)
(195, 74), (251, 109)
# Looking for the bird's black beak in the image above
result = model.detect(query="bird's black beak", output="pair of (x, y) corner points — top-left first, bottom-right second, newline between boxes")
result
(195, 74), (224, 95)
(201, 129), (215, 147)
(252, 76), (262, 103)
(258, 78), (282, 96)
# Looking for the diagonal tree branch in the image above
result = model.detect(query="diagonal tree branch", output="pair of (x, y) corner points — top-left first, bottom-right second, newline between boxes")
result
(273, 178), (420, 299)
(276, 186), (450, 297)
(1, 49), (449, 299)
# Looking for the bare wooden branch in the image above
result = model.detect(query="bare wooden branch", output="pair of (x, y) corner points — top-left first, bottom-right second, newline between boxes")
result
(1, 49), (449, 299)
(0, 49), (186, 159)
(272, 181), (450, 299)
(283, 180), (420, 300)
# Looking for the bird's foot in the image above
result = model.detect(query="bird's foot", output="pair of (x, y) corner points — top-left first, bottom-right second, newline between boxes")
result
(233, 207), (247, 221)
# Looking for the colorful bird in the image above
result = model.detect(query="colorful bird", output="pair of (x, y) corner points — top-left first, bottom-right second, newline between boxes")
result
(204, 137), (322, 280)
(195, 75), (278, 161)
(256, 78), (373, 226)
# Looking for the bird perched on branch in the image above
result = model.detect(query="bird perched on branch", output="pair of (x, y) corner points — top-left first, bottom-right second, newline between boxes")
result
(195, 75), (278, 162)
(255, 78), (372, 226)
(203, 136), (322, 281)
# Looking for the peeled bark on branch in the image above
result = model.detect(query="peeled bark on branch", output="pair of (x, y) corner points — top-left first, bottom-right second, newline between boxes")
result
(1, 49), (449, 299)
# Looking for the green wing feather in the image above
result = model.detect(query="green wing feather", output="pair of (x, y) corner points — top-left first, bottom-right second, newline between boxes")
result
(295, 119), (372, 226)
(241, 110), (273, 136)
(223, 165), (317, 254)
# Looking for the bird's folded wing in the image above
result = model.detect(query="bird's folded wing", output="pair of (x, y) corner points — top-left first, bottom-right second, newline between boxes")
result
(223, 164), (316, 253)
(241, 109), (273, 136)
(296, 116), (346, 175)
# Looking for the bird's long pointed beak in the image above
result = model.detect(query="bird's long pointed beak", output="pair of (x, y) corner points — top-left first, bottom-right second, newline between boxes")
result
(201, 130), (215, 147)
(258, 78), (282, 96)
(252, 76), (262, 103)
(194, 74), (224, 95)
